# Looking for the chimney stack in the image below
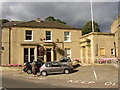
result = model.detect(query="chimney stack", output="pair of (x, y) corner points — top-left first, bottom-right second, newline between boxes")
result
(36, 18), (41, 22)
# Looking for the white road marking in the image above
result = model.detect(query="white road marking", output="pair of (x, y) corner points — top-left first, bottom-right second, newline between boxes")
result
(112, 82), (116, 86)
(92, 65), (98, 80)
(105, 82), (116, 86)
(105, 82), (112, 86)
(67, 80), (95, 84)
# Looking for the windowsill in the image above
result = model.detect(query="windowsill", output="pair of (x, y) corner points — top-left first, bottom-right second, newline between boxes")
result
(111, 55), (115, 56)
(64, 41), (72, 42)
(45, 40), (52, 42)
(24, 40), (34, 42)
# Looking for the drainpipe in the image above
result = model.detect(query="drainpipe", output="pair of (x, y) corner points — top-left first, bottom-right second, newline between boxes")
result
(9, 27), (11, 64)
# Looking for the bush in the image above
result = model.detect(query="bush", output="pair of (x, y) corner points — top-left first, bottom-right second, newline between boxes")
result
(0, 64), (22, 67)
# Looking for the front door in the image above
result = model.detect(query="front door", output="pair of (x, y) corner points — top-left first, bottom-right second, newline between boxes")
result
(46, 48), (51, 62)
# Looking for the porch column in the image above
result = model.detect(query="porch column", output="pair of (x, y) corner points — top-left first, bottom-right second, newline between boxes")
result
(86, 45), (90, 64)
(51, 49), (54, 62)
(80, 46), (83, 64)
(44, 47), (47, 62)
(81, 46), (86, 64)
(34, 47), (37, 61)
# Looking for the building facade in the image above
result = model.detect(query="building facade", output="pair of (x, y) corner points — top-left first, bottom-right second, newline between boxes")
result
(0, 27), (2, 64)
(80, 32), (115, 64)
(111, 16), (120, 58)
(1, 19), (82, 64)
(1, 16), (119, 65)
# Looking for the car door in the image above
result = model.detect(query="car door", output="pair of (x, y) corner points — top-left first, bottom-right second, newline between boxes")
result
(45, 63), (53, 73)
(48, 62), (63, 73)
(51, 64), (63, 73)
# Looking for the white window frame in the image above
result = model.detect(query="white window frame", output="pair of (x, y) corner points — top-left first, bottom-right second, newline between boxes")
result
(24, 47), (36, 62)
(24, 30), (33, 41)
(65, 48), (71, 59)
(45, 31), (52, 42)
(64, 32), (71, 42)
(111, 48), (115, 56)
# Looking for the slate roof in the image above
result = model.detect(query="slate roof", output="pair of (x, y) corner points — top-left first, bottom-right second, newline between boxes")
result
(2, 20), (81, 30)
(2, 21), (25, 27)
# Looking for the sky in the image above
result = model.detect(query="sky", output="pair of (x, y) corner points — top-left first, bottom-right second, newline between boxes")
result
(1, 1), (119, 32)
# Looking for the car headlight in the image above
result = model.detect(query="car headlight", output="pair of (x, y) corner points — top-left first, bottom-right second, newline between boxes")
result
(24, 63), (26, 65)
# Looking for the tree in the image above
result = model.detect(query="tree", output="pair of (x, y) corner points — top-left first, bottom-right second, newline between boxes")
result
(45, 16), (55, 21)
(55, 19), (66, 24)
(44, 16), (66, 24)
(82, 21), (100, 35)
(0, 19), (9, 24)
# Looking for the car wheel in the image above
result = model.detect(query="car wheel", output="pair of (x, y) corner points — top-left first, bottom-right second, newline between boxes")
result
(64, 69), (70, 74)
(41, 71), (47, 76)
(27, 69), (32, 74)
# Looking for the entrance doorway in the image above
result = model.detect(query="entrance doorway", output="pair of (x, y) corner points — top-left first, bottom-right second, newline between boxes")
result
(24, 48), (35, 63)
(46, 48), (52, 62)
(82, 46), (86, 63)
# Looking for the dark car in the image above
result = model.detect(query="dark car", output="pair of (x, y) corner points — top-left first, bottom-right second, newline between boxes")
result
(39, 62), (73, 76)
(23, 60), (44, 74)
(59, 58), (73, 67)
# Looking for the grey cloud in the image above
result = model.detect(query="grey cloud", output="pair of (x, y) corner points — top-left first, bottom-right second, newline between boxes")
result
(2, 0), (120, 2)
(2, 2), (118, 32)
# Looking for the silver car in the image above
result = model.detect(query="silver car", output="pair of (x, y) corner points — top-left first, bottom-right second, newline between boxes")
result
(39, 62), (73, 76)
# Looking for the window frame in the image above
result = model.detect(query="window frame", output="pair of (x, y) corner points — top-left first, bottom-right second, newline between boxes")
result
(64, 32), (71, 42)
(99, 48), (105, 56)
(45, 31), (52, 42)
(24, 48), (35, 63)
(24, 30), (33, 41)
(65, 48), (71, 58)
(111, 48), (115, 56)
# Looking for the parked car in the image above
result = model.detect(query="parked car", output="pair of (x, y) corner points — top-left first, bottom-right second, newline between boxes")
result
(23, 60), (44, 74)
(59, 58), (73, 67)
(39, 62), (73, 76)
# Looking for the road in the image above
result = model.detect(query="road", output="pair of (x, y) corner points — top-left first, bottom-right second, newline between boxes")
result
(1, 65), (118, 89)
(1, 76), (118, 90)
(2, 76), (67, 89)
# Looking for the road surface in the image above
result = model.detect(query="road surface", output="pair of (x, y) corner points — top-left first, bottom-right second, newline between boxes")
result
(2, 76), (67, 89)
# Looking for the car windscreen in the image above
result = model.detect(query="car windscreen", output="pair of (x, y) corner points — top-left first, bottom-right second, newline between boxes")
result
(60, 59), (71, 62)
(51, 62), (61, 67)
(45, 63), (52, 67)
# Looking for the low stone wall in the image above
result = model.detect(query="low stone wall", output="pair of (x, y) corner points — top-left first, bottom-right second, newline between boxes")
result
(0, 67), (23, 72)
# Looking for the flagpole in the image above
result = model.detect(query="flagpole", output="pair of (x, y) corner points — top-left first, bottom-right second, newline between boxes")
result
(90, 0), (96, 65)
(90, 0), (94, 32)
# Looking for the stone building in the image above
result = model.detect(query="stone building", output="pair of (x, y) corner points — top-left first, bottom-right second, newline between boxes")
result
(1, 16), (119, 65)
(80, 32), (115, 64)
(111, 16), (120, 58)
(79, 16), (120, 64)
(1, 19), (82, 64)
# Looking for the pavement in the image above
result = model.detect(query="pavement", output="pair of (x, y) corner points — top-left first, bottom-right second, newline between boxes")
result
(0, 65), (119, 88)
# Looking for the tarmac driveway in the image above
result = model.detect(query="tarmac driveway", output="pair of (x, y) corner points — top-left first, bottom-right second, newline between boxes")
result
(1, 65), (119, 88)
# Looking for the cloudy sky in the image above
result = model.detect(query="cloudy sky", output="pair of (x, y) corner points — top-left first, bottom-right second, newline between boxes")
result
(1, 1), (119, 32)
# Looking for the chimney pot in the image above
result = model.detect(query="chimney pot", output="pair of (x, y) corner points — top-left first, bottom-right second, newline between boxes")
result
(36, 18), (41, 22)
